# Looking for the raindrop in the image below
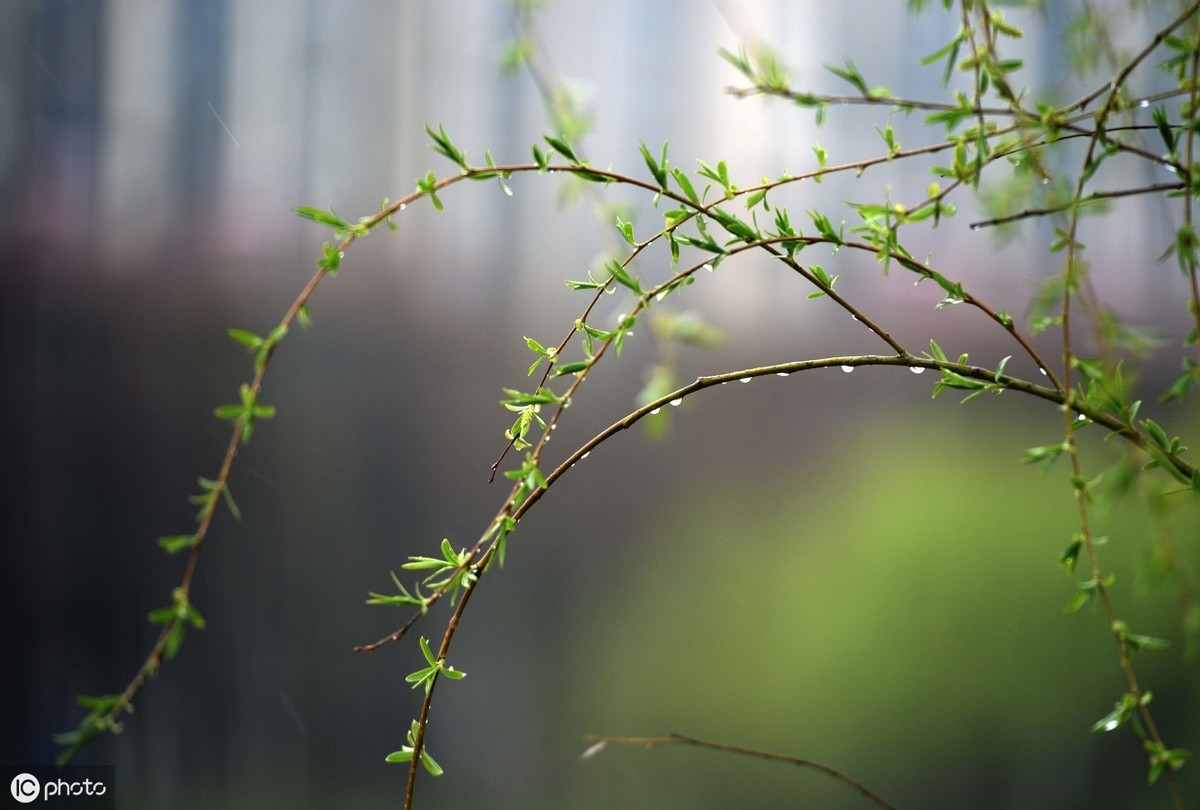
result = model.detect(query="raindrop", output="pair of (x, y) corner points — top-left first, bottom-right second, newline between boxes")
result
(581, 451), (591, 460)
(775, 372), (790, 377)
(970, 223), (983, 231)
(338, 251), (345, 259)
(850, 314), (859, 321)
(650, 407), (661, 415)
(670, 398), (683, 407)
(1041, 177), (1050, 185)
(1039, 367), (1048, 376)
(399, 203), (407, 211)
(910, 366), (925, 374)
(1139, 98), (1150, 108)
(841, 365), (854, 373)
(550, 423), (557, 430)
(703, 263), (714, 272)
(739, 377), (752, 384)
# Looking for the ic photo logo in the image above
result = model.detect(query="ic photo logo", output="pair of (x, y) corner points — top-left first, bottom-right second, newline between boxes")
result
(9, 771), (109, 803)
(10, 773), (39, 803)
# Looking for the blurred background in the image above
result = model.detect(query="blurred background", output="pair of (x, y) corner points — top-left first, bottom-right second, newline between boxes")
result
(2, 1), (1199, 807)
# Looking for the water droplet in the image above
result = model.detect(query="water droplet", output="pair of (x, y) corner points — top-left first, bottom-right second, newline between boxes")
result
(739, 377), (752, 384)
(650, 407), (661, 415)
(841, 365), (854, 373)
(910, 366), (925, 374)
(1041, 177), (1050, 185)
(1102, 718), (1119, 732)
(399, 203), (407, 211)
(670, 398), (683, 407)
(775, 372), (790, 377)
(581, 451), (591, 460)
(850, 314), (858, 322)
(1139, 98), (1150, 108)
(338, 251), (345, 259)
(1039, 367), (1048, 376)
(550, 423), (557, 430)
(970, 223), (983, 231)
(703, 263), (714, 272)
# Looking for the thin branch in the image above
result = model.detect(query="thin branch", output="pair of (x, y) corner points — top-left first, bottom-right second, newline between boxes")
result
(583, 733), (901, 810)
(968, 182), (1185, 229)
(1067, 0), (1200, 114)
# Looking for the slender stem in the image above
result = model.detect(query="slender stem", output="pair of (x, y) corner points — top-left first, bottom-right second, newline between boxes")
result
(968, 182), (1185, 229)
(583, 733), (901, 810)
(1057, 16), (1188, 805)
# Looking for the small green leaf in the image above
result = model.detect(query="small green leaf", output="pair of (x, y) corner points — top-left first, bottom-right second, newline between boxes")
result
(544, 134), (578, 162)
(227, 328), (264, 350)
(157, 534), (199, 555)
(671, 168), (699, 203)
(294, 205), (349, 230)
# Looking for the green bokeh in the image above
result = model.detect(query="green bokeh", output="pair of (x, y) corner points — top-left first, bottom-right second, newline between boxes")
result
(564, 413), (1199, 809)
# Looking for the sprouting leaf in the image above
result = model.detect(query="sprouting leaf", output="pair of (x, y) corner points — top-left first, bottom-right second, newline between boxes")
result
(386, 721), (446, 776)
(671, 168), (700, 203)
(227, 328), (264, 350)
(294, 205), (350, 230)
(639, 140), (669, 188)
(157, 534), (199, 555)
(366, 571), (428, 610)
(544, 134), (578, 162)
(825, 57), (870, 96)
(604, 258), (643, 295)
(425, 123), (469, 171)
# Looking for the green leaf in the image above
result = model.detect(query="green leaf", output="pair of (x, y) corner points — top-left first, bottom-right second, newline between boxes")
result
(317, 242), (342, 276)
(1059, 535), (1083, 574)
(157, 534), (199, 555)
(425, 123), (469, 170)
(671, 168), (699, 203)
(639, 140), (669, 188)
(366, 571), (428, 609)
(825, 58), (870, 96)
(227, 328), (264, 350)
(544, 134), (578, 162)
(605, 258), (643, 295)
(294, 205), (350, 230)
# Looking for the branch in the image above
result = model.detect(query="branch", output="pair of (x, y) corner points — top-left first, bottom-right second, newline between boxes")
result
(582, 733), (901, 810)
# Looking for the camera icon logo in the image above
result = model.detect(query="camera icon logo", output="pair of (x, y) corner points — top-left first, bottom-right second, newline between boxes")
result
(10, 773), (40, 803)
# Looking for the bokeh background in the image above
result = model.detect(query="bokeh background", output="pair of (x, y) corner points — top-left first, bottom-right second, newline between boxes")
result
(3, 1), (1199, 807)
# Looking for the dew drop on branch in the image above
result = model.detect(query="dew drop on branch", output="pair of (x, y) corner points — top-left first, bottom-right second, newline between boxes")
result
(650, 408), (661, 415)
(670, 398), (683, 407)
(739, 377), (752, 384)
(775, 372), (790, 377)
(910, 366), (925, 374)
(841, 365), (854, 373)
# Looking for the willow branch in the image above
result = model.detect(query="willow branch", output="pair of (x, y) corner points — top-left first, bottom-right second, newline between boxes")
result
(583, 733), (901, 810)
